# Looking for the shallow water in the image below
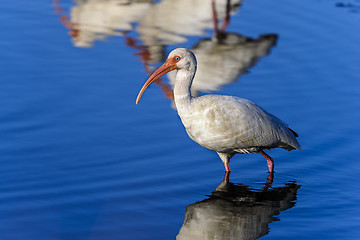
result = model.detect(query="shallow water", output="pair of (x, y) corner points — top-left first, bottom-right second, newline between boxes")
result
(0, 0), (359, 239)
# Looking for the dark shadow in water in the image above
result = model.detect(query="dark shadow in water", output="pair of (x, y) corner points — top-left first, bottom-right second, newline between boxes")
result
(336, 1), (360, 13)
(177, 173), (300, 240)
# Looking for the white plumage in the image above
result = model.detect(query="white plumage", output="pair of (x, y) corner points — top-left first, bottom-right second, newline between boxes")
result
(181, 95), (300, 153)
(136, 48), (300, 173)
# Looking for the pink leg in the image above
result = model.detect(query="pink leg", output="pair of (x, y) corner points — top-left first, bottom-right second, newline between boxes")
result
(224, 162), (231, 172)
(219, 0), (230, 33)
(211, 0), (219, 35)
(259, 150), (274, 173)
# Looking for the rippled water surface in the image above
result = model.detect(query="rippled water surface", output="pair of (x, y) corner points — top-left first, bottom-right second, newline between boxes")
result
(1, 0), (360, 239)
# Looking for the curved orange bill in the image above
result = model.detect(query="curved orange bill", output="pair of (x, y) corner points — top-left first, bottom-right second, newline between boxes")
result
(136, 59), (177, 104)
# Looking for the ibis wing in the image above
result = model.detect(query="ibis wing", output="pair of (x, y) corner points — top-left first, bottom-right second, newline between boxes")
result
(184, 95), (300, 152)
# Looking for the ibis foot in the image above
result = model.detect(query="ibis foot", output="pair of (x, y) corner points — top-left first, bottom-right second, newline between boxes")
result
(263, 171), (274, 192)
(259, 150), (274, 173)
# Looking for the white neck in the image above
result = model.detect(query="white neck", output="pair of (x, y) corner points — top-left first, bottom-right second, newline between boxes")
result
(173, 67), (195, 114)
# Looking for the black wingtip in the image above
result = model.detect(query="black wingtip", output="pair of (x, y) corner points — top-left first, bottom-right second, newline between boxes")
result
(289, 128), (299, 138)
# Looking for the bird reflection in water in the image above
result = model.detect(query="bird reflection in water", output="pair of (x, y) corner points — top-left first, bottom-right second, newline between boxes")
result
(52, 0), (275, 93)
(53, 0), (153, 47)
(177, 173), (300, 240)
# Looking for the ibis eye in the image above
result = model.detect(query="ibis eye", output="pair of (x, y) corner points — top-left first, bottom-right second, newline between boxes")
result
(175, 56), (180, 61)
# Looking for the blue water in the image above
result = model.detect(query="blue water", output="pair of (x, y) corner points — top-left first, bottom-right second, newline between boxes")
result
(0, 0), (359, 239)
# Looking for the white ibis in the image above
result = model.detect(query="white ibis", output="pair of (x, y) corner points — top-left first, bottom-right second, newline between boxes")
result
(136, 48), (300, 173)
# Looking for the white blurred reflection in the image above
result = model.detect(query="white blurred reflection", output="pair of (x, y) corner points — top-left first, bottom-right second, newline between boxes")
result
(72, 0), (153, 47)
(55, 0), (153, 47)
(136, 0), (241, 60)
(54, 0), (241, 49)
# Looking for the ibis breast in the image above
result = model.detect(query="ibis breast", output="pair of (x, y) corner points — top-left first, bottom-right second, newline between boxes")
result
(177, 95), (300, 154)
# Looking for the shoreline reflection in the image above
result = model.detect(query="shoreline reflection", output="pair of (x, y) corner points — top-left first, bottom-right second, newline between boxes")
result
(177, 174), (300, 240)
